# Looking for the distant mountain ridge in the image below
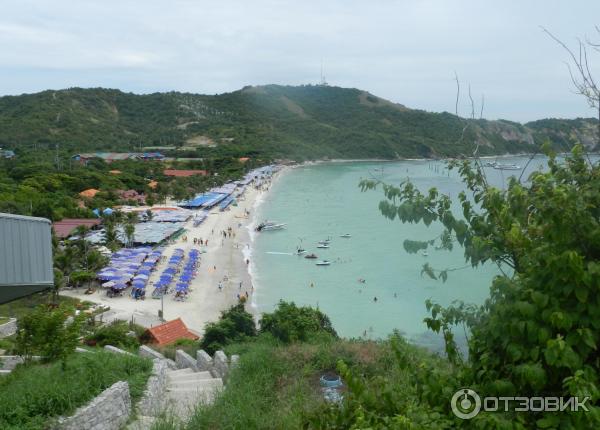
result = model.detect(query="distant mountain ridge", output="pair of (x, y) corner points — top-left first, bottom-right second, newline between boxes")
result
(0, 85), (596, 159)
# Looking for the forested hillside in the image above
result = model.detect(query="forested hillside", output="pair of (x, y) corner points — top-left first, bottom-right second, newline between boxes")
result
(0, 85), (597, 159)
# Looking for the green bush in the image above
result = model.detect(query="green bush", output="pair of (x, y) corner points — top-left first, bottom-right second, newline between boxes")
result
(85, 320), (141, 351)
(0, 350), (152, 430)
(15, 304), (84, 367)
(200, 304), (257, 355)
(259, 300), (337, 343)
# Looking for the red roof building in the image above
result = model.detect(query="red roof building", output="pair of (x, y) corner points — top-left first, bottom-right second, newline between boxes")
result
(163, 169), (208, 177)
(144, 318), (199, 346)
(52, 218), (102, 238)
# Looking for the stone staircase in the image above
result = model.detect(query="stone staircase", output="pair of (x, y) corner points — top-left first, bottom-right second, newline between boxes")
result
(164, 367), (223, 419)
(125, 346), (237, 429)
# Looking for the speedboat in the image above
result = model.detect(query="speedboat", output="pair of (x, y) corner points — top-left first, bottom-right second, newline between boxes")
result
(296, 248), (306, 255)
(256, 221), (286, 232)
(340, 234), (351, 238)
(317, 244), (330, 249)
(305, 253), (318, 259)
(493, 163), (521, 170)
(316, 260), (331, 266)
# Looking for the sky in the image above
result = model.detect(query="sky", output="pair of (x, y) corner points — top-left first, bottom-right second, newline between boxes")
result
(1, 0), (600, 122)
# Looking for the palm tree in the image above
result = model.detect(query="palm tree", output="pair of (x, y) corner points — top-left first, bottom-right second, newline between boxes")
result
(124, 223), (135, 247)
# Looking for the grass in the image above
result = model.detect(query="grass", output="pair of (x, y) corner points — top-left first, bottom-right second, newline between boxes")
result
(0, 350), (152, 430)
(152, 335), (402, 430)
(0, 316), (10, 325)
(0, 292), (86, 320)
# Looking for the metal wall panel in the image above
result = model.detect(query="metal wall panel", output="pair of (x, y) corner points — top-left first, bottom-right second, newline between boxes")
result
(0, 213), (53, 303)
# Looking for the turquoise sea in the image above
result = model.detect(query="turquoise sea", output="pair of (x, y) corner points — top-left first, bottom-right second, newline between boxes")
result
(249, 156), (556, 349)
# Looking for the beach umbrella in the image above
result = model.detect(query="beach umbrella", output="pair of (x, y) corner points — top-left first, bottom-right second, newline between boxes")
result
(180, 275), (192, 281)
(133, 274), (149, 280)
(102, 281), (116, 287)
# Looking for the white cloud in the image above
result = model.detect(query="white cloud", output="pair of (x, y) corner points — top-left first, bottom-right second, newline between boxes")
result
(0, 0), (599, 121)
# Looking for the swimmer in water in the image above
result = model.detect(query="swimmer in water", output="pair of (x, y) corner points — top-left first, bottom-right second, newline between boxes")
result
(373, 296), (378, 302)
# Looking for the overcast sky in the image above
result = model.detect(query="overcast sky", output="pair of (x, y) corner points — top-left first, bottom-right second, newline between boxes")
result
(1, 1), (599, 122)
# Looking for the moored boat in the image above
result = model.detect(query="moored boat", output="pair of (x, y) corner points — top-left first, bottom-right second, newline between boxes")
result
(316, 260), (331, 266)
(305, 253), (318, 259)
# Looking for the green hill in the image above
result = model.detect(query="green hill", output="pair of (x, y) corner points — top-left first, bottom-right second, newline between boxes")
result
(0, 85), (597, 159)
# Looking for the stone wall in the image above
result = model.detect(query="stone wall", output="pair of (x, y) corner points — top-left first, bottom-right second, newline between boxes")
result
(212, 351), (229, 379)
(175, 349), (198, 371)
(57, 381), (131, 430)
(139, 345), (177, 369)
(137, 359), (168, 417)
(0, 318), (17, 338)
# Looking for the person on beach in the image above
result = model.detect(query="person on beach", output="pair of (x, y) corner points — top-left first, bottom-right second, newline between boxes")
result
(218, 281), (223, 291)
(246, 259), (249, 265)
(239, 281), (243, 289)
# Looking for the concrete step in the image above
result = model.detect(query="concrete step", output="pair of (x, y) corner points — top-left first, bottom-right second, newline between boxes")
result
(168, 377), (223, 392)
(126, 415), (156, 430)
(166, 367), (195, 376)
(165, 378), (223, 421)
(167, 370), (213, 383)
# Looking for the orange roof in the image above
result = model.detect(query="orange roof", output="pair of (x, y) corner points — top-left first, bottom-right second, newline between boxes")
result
(148, 180), (158, 189)
(79, 188), (100, 198)
(145, 318), (199, 346)
(109, 170), (122, 175)
(163, 169), (208, 177)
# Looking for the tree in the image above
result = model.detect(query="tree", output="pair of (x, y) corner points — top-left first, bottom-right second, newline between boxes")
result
(359, 144), (600, 427)
(259, 300), (338, 343)
(15, 305), (84, 369)
(543, 26), (600, 149)
(200, 304), (257, 354)
(124, 223), (135, 247)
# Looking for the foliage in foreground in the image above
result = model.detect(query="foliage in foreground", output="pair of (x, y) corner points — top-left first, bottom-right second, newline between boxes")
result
(354, 145), (600, 428)
(15, 304), (85, 367)
(153, 335), (443, 430)
(0, 350), (152, 430)
(260, 300), (338, 343)
(200, 303), (257, 355)
(85, 319), (145, 351)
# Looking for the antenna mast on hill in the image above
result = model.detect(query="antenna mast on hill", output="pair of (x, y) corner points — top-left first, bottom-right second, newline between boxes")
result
(320, 59), (328, 86)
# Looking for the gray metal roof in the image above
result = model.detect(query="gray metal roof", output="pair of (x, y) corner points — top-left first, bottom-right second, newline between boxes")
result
(0, 213), (54, 303)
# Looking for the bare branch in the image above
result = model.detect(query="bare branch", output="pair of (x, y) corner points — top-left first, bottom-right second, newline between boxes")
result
(479, 94), (485, 120)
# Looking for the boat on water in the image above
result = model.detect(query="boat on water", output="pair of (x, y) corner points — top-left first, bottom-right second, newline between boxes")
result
(296, 248), (306, 255)
(255, 221), (286, 232)
(317, 244), (330, 249)
(494, 163), (521, 170)
(340, 233), (351, 238)
(484, 161), (521, 170)
(316, 260), (331, 266)
(421, 251), (429, 257)
(305, 253), (318, 259)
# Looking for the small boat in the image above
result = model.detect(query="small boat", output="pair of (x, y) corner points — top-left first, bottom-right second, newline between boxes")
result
(493, 163), (521, 170)
(421, 251), (429, 257)
(317, 244), (330, 249)
(316, 260), (331, 266)
(485, 161), (521, 170)
(340, 234), (351, 238)
(296, 248), (306, 255)
(256, 221), (286, 232)
(304, 253), (318, 259)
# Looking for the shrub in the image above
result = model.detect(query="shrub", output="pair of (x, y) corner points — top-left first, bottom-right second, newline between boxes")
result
(259, 300), (337, 343)
(200, 304), (257, 354)
(15, 304), (84, 367)
(85, 320), (141, 351)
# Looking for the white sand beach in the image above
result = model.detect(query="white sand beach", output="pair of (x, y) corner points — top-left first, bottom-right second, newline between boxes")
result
(62, 179), (276, 335)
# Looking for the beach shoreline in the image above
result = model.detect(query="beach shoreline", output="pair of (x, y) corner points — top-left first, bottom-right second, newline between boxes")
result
(61, 169), (285, 335)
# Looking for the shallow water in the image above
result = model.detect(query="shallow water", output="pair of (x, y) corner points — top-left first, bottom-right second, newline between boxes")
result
(249, 155), (571, 348)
